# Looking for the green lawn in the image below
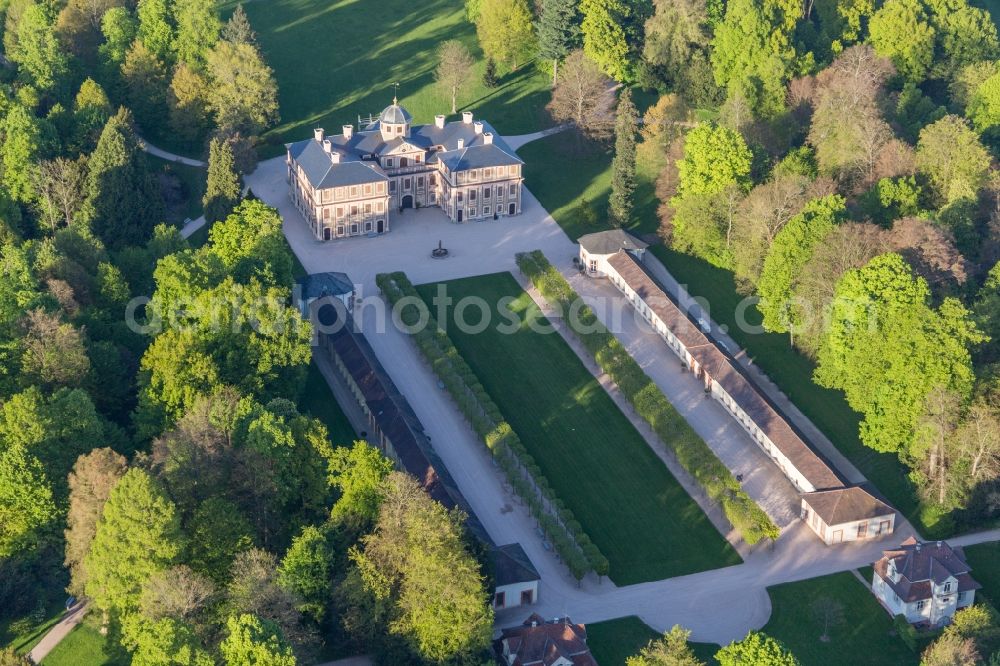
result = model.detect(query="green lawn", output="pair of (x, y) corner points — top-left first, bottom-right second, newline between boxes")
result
(587, 616), (720, 666)
(763, 571), (917, 666)
(519, 132), (660, 242)
(964, 542), (1000, 605)
(298, 360), (358, 448)
(40, 624), (126, 666)
(0, 601), (64, 655)
(233, 0), (552, 156)
(416, 272), (740, 585)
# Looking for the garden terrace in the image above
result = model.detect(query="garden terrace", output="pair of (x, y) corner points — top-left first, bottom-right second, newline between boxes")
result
(414, 271), (741, 584)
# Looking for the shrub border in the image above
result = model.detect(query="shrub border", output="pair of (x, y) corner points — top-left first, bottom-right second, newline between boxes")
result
(375, 271), (609, 581)
(515, 250), (779, 546)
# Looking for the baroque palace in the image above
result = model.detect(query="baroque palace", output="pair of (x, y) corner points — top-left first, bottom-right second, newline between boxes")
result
(285, 99), (525, 240)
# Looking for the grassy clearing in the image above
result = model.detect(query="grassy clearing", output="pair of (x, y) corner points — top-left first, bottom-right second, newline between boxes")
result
(519, 132), (659, 242)
(416, 272), (740, 584)
(648, 246), (921, 526)
(964, 542), (1000, 605)
(587, 616), (720, 666)
(40, 623), (126, 666)
(297, 361), (358, 448)
(0, 601), (63, 655)
(763, 571), (917, 666)
(233, 0), (551, 156)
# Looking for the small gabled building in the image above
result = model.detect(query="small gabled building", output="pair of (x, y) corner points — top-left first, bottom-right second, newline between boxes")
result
(872, 537), (981, 627)
(493, 543), (540, 610)
(578, 229), (647, 277)
(496, 614), (598, 666)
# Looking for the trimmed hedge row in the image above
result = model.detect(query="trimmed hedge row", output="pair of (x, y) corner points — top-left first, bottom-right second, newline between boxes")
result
(516, 251), (780, 546)
(375, 271), (610, 581)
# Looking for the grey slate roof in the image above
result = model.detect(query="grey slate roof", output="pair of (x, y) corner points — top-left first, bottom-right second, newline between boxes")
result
(578, 229), (648, 255)
(874, 537), (982, 603)
(296, 272), (353, 300)
(379, 103), (412, 124)
(494, 543), (540, 587)
(286, 104), (521, 190)
(286, 138), (388, 188)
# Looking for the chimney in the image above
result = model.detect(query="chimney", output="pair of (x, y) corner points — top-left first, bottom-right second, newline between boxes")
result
(330, 152), (340, 164)
(322, 139), (332, 153)
(474, 121), (483, 135)
(457, 138), (464, 149)
(314, 128), (324, 142)
(462, 111), (473, 124)
(343, 124), (353, 139)
(484, 132), (494, 145)
(435, 114), (446, 129)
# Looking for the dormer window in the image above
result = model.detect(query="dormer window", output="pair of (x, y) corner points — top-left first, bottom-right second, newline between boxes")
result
(386, 158), (394, 168)
(944, 583), (952, 593)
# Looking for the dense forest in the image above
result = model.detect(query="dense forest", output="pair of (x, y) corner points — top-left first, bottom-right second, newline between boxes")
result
(0, 1), (494, 665)
(478, 0), (1000, 537)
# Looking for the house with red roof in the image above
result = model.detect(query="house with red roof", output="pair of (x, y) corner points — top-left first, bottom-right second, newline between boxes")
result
(496, 614), (598, 666)
(872, 537), (981, 627)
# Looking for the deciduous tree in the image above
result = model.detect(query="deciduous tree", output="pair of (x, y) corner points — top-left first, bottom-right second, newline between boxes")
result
(546, 49), (615, 140)
(716, 631), (799, 666)
(916, 115), (991, 205)
(33, 157), (87, 232)
(475, 0), (535, 71)
(328, 440), (394, 525)
(137, 0), (175, 63)
(434, 40), (475, 115)
(173, 0), (220, 68)
(220, 614), (296, 666)
(757, 195), (844, 337)
(674, 123), (752, 198)
(815, 253), (984, 456)
(350, 472), (493, 663)
(204, 40), (279, 136)
(626, 625), (705, 665)
(64, 447), (128, 596)
(9, 3), (69, 93)
(278, 525), (332, 622)
(84, 468), (183, 614)
(710, 0), (799, 117)
(580, 0), (641, 82)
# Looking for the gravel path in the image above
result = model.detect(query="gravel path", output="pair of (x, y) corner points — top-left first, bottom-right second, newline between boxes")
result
(137, 138), (206, 167)
(27, 601), (87, 664)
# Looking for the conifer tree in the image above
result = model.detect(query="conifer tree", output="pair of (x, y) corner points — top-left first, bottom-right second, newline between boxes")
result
(222, 4), (256, 45)
(203, 137), (241, 224)
(536, 0), (579, 86)
(81, 108), (164, 249)
(609, 88), (637, 227)
(482, 57), (499, 88)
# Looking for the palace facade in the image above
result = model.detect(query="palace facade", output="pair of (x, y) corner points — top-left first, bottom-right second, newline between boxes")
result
(285, 100), (525, 240)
